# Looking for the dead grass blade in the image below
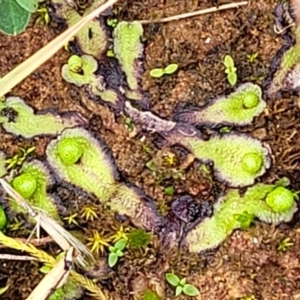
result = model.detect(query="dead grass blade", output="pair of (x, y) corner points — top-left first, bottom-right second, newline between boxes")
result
(0, 0), (118, 98)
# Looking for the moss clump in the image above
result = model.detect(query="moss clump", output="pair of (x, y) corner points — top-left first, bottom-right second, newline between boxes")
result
(47, 128), (161, 230)
(174, 83), (265, 126)
(113, 21), (144, 91)
(48, 278), (83, 300)
(164, 131), (270, 187)
(266, 186), (296, 213)
(241, 153), (263, 174)
(57, 138), (83, 166)
(8, 160), (61, 223)
(186, 178), (298, 252)
(0, 97), (87, 138)
(52, 0), (107, 59)
(61, 55), (98, 86)
(12, 173), (37, 199)
(46, 127), (117, 203)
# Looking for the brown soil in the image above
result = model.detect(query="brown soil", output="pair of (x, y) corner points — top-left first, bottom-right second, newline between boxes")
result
(1, 0), (300, 300)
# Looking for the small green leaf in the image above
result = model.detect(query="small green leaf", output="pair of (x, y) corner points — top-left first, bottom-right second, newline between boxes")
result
(39, 265), (52, 274)
(0, 0), (31, 35)
(0, 285), (9, 296)
(175, 285), (183, 296)
(115, 238), (127, 251)
(108, 252), (118, 267)
(164, 186), (175, 196)
(183, 284), (200, 296)
(224, 55), (235, 68)
(150, 68), (164, 78)
(163, 63), (178, 75)
(179, 278), (187, 286)
(166, 273), (180, 287)
(227, 72), (237, 86)
(109, 246), (116, 252)
(16, 0), (38, 13)
(115, 249), (124, 257)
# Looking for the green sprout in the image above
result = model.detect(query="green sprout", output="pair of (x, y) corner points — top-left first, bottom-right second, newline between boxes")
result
(149, 63), (179, 78)
(165, 273), (199, 297)
(223, 55), (237, 86)
(107, 18), (118, 27)
(5, 146), (35, 170)
(185, 179), (298, 253)
(277, 237), (294, 252)
(247, 52), (258, 63)
(174, 83), (266, 127)
(35, 6), (51, 25)
(108, 238), (127, 267)
(127, 229), (151, 248)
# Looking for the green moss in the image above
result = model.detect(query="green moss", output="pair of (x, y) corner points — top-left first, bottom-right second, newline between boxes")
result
(0, 97), (86, 138)
(266, 187), (296, 213)
(127, 228), (151, 248)
(61, 55), (98, 86)
(165, 132), (270, 187)
(8, 160), (61, 223)
(12, 173), (37, 199)
(113, 21), (144, 91)
(46, 128), (117, 203)
(47, 128), (160, 230)
(52, 0), (107, 58)
(241, 153), (263, 174)
(175, 83), (265, 126)
(57, 138), (83, 166)
(186, 179), (298, 252)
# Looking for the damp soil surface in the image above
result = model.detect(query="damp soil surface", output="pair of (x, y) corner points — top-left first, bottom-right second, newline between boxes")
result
(1, 0), (300, 300)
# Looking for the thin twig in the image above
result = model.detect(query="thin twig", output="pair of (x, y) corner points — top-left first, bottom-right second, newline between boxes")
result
(0, 254), (38, 261)
(138, 1), (248, 24)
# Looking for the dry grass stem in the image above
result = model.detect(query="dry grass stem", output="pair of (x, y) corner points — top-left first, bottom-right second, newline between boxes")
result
(0, 254), (38, 261)
(138, 1), (248, 24)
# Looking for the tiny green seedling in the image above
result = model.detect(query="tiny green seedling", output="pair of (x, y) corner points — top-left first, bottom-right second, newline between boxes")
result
(150, 63), (178, 78)
(277, 237), (293, 252)
(247, 52), (258, 63)
(5, 146), (35, 170)
(164, 186), (175, 196)
(108, 238), (127, 267)
(107, 18), (118, 27)
(165, 273), (199, 297)
(223, 55), (237, 86)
